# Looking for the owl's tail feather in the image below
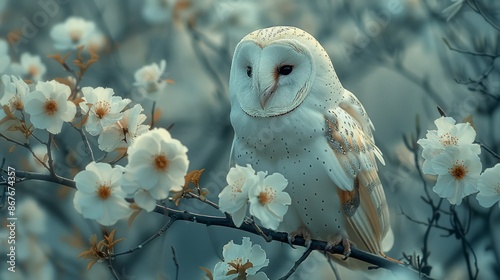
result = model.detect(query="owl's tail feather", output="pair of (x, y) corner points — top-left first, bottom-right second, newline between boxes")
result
(382, 227), (394, 252)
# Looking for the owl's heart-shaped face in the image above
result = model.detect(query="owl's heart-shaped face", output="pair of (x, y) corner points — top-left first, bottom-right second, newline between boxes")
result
(230, 39), (316, 118)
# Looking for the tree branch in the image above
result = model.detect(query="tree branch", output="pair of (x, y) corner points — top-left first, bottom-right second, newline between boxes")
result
(152, 204), (430, 279)
(11, 172), (431, 279)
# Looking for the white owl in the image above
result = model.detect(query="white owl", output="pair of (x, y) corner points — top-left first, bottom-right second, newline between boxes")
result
(229, 26), (393, 266)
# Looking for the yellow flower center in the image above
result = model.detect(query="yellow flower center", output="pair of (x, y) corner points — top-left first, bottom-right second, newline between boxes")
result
(153, 154), (169, 172)
(439, 133), (458, 146)
(94, 101), (110, 119)
(69, 29), (83, 43)
(43, 99), (58, 116)
(449, 161), (468, 180)
(97, 184), (112, 200)
(258, 186), (276, 205)
(10, 96), (23, 111)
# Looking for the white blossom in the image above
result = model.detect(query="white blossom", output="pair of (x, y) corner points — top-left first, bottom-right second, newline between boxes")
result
(23, 80), (76, 134)
(85, 31), (106, 53)
(80, 86), (131, 136)
(98, 104), (150, 152)
(122, 128), (189, 211)
(213, 237), (269, 280)
(248, 171), (291, 230)
(0, 75), (30, 118)
(10, 52), (46, 81)
(50, 17), (97, 50)
(133, 60), (167, 101)
(430, 146), (481, 205)
(476, 164), (500, 209)
(417, 116), (480, 174)
(218, 164), (257, 227)
(73, 162), (131, 226)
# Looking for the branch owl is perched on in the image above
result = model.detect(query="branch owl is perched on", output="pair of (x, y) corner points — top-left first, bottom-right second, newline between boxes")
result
(229, 26), (393, 266)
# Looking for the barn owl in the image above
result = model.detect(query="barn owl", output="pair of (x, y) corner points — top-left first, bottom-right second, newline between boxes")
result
(229, 26), (393, 266)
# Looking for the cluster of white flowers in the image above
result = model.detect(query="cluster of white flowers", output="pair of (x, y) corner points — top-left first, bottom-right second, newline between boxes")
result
(418, 116), (500, 208)
(218, 164), (291, 230)
(0, 70), (190, 225)
(213, 237), (269, 280)
(71, 128), (190, 225)
(50, 17), (105, 52)
(133, 60), (168, 101)
(0, 76), (76, 134)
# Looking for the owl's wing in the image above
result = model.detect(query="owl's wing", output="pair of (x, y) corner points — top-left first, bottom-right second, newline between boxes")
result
(323, 89), (392, 254)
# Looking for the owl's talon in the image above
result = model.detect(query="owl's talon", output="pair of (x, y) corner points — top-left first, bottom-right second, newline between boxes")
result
(286, 235), (296, 249)
(326, 233), (355, 260)
(289, 227), (312, 249)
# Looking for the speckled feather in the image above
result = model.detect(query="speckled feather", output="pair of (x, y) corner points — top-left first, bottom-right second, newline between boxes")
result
(229, 26), (393, 264)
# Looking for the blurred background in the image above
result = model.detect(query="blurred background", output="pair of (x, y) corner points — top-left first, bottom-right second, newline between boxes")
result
(0, 0), (499, 279)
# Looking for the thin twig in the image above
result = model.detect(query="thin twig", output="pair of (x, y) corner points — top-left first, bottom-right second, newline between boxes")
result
(451, 207), (479, 280)
(171, 246), (179, 280)
(111, 218), (176, 257)
(475, 141), (500, 160)
(0, 133), (51, 171)
(443, 39), (499, 59)
(11, 170), (76, 189)
(76, 126), (95, 162)
(107, 258), (121, 280)
(247, 217), (272, 242)
(278, 247), (314, 280)
(184, 192), (219, 209)
(467, 0), (500, 32)
(400, 207), (453, 233)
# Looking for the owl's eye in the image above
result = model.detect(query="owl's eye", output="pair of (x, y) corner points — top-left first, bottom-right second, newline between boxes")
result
(246, 66), (252, 77)
(278, 65), (293, 76)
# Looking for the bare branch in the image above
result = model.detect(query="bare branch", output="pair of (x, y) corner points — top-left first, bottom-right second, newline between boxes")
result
(111, 218), (177, 258)
(278, 247), (314, 280)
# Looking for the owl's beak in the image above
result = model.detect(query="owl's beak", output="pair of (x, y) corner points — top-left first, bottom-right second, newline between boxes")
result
(260, 92), (272, 109)
(259, 83), (278, 109)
